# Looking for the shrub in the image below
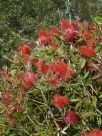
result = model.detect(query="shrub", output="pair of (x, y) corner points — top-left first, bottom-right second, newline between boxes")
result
(0, 19), (102, 136)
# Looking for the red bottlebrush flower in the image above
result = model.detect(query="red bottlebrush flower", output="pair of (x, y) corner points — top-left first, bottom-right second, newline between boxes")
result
(2, 92), (13, 107)
(50, 27), (60, 38)
(51, 95), (70, 109)
(7, 116), (16, 127)
(23, 84), (33, 91)
(50, 61), (74, 82)
(23, 71), (38, 85)
(80, 46), (96, 58)
(13, 104), (23, 113)
(66, 31), (77, 42)
(36, 60), (49, 74)
(83, 129), (102, 136)
(38, 30), (51, 45)
(60, 19), (77, 42)
(60, 19), (73, 34)
(50, 78), (60, 86)
(18, 44), (31, 54)
(64, 111), (80, 125)
(51, 43), (57, 51)
(83, 32), (92, 41)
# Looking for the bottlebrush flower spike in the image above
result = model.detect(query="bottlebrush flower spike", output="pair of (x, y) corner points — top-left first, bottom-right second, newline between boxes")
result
(50, 61), (74, 82)
(51, 95), (70, 109)
(66, 30), (77, 42)
(60, 19), (74, 34)
(23, 71), (38, 85)
(18, 44), (31, 54)
(60, 19), (77, 42)
(50, 27), (60, 35)
(80, 46), (96, 58)
(36, 60), (49, 74)
(2, 92), (13, 107)
(83, 32), (92, 41)
(50, 78), (60, 86)
(64, 111), (80, 125)
(23, 84), (33, 91)
(82, 129), (102, 136)
(38, 30), (51, 45)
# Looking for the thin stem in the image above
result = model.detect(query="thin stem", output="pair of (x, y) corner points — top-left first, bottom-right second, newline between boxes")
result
(37, 87), (60, 131)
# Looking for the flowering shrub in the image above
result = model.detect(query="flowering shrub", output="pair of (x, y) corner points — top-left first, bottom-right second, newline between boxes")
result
(0, 19), (102, 136)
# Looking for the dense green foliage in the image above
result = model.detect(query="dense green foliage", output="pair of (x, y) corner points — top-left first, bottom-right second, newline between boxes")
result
(0, 0), (66, 67)
(70, 0), (102, 21)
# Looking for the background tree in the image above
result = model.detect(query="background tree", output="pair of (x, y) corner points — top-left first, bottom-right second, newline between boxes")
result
(0, 0), (102, 67)
(0, 0), (66, 67)
(70, 0), (102, 21)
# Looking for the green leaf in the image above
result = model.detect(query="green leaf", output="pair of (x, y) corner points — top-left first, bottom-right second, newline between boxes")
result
(75, 101), (82, 109)
(9, 134), (17, 136)
(10, 69), (16, 76)
(92, 97), (97, 108)
(47, 49), (52, 55)
(71, 99), (80, 102)
(3, 119), (9, 125)
(83, 71), (89, 79)
(79, 59), (86, 69)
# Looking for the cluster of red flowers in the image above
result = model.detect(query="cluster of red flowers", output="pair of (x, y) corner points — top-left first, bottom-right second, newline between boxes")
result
(51, 95), (80, 125)
(80, 32), (96, 58)
(80, 46), (96, 58)
(17, 43), (75, 88)
(36, 60), (49, 74)
(1, 91), (23, 127)
(37, 19), (97, 59)
(16, 19), (97, 91)
(60, 19), (77, 42)
(18, 44), (31, 55)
